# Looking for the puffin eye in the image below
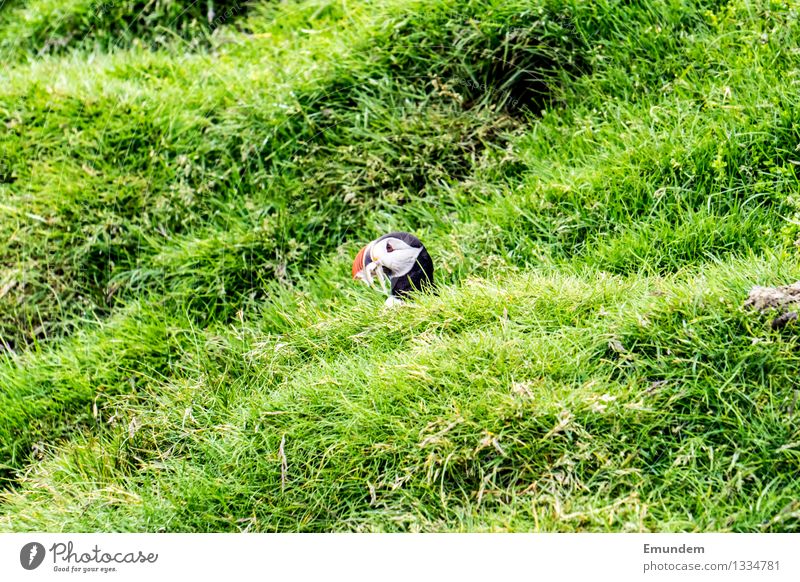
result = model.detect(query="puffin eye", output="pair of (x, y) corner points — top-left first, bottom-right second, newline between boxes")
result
(386, 242), (394, 253)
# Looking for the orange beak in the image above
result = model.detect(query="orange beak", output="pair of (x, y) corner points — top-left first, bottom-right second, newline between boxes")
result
(352, 245), (368, 279)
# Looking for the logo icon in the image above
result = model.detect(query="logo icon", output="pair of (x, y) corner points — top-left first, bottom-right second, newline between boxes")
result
(20, 542), (46, 570)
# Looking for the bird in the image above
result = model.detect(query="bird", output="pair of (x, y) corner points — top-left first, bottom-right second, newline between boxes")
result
(352, 232), (434, 307)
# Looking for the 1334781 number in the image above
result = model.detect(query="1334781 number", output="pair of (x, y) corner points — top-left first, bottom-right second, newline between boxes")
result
(736, 561), (779, 571)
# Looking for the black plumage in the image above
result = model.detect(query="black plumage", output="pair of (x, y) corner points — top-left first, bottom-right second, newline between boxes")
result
(374, 231), (434, 298)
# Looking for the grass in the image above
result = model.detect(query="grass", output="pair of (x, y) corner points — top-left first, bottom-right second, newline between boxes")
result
(0, 0), (798, 532)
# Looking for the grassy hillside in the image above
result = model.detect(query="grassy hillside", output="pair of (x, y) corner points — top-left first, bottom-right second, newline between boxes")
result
(0, 0), (799, 531)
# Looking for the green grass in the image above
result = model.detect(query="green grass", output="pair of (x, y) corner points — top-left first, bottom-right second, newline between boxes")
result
(0, 0), (799, 532)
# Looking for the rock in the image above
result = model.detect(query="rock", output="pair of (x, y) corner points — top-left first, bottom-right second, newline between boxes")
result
(771, 311), (798, 330)
(743, 281), (800, 311)
(744, 281), (800, 330)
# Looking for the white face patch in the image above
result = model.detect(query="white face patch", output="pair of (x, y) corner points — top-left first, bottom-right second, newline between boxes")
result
(372, 237), (422, 278)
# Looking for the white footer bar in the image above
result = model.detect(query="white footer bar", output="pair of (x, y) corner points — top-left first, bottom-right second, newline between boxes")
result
(2, 533), (797, 581)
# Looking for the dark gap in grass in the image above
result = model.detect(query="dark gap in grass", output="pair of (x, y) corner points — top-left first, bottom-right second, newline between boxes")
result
(3, 0), (254, 57)
(380, 4), (589, 118)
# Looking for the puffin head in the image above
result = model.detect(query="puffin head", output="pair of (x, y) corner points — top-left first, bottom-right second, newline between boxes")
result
(353, 236), (422, 280)
(351, 232), (434, 304)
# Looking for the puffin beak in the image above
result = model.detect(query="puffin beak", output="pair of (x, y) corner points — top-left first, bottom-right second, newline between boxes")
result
(352, 244), (369, 280)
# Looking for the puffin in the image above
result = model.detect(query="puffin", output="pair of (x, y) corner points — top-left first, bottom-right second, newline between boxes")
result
(351, 232), (434, 306)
